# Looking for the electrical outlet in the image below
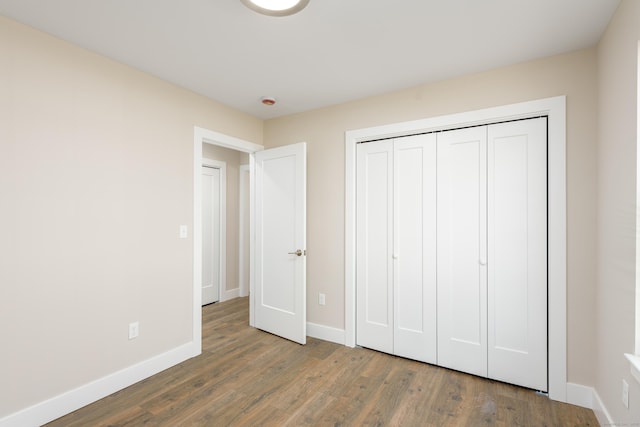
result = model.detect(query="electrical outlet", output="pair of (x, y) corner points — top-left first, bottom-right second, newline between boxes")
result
(129, 321), (139, 340)
(319, 293), (326, 306)
(623, 379), (629, 409)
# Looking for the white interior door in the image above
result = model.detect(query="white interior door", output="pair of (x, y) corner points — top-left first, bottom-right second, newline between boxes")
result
(393, 134), (437, 363)
(254, 142), (307, 344)
(356, 140), (394, 354)
(487, 118), (547, 391)
(202, 166), (221, 305)
(437, 126), (488, 377)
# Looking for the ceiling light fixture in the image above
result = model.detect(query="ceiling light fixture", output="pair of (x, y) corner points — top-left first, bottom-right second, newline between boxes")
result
(240, 0), (310, 17)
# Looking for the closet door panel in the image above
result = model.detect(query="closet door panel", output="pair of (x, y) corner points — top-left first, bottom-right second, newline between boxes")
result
(487, 118), (547, 391)
(356, 140), (394, 353)
(394, 134), (437, 363)
(437, 127), (488, 377)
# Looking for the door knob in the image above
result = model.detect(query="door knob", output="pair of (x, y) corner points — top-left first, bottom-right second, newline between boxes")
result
(288, 249), (303, 256)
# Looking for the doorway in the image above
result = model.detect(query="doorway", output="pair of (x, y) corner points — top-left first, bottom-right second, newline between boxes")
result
(194, 128), (308, 347)
(202, 145), (250, 304)
(192, 127), (264, 354)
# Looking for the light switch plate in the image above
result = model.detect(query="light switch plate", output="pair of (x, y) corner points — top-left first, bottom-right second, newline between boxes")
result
(129, 322), (139, 340)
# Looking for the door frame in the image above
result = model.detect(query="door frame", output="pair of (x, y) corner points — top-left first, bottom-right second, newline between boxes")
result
(345, 96), (567, 402)
(202, 159), (226, 304)
(193, 127), (263, 354)
(239, 164), (251, 298)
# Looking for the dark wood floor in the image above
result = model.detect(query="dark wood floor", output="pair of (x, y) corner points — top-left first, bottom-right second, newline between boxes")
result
(47, 297), (598, 426)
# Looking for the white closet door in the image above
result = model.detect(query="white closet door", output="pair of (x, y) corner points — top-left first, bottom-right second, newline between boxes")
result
(202, 166), (221, 305)
(437, 127), (488, 377)
(393, 134), (437, 363)
(487, 118), (547, 391)
(356, 140), (394, 353)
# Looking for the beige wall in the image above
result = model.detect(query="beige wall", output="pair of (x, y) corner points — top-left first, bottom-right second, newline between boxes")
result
(6, 2), (634, 420)
(202, 144), (246, 297)
(0, 16), (261, 417)
(264, 48), (599, 387)
(596, 0), (640, 423)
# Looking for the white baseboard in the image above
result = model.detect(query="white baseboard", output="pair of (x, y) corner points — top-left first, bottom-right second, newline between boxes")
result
(566, 382), (594, 408)
(307, 322), (345, 345)
(0, 342), (199, 427)
(5, 319), (600, 427)
(566, 382), (614, 426)
(592, 388), (615, 426)
(222, 287), (240, 302)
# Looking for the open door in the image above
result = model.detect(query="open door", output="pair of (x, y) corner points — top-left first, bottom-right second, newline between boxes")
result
(254, 142), (307, 344)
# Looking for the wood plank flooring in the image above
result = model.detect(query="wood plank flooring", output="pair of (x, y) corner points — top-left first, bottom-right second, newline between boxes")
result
(46, 297), (598, 426)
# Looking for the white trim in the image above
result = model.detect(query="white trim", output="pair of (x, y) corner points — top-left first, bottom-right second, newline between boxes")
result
(592, 388), (615, 426)
(566, 383), (594, 409)
(248, 154), (256, 327)
(307, 322), (346, 345)
(344, 96), (567, 401)
(239, 164), (250, 298)
(0, 343), (195, 427)
(566, 383), (617, 425)
(194, 127), (263, 338)
(202, 159), (227, 303)
(634, 41), (640, 357)
(223, 288), (241, 301)
(196, 126), (264, 153)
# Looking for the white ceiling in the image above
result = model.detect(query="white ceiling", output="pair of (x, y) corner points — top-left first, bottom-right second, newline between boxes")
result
(0, 0), (620, 119)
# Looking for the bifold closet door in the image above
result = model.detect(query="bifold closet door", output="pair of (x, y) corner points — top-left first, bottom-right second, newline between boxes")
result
(394, 134), (437, 363)
(356, 134), (437, 363)
(436, 127), (488, 377)
(356, 140), (394, 354)
(437, 119), (548, 390)
(487, 118), (547, 391)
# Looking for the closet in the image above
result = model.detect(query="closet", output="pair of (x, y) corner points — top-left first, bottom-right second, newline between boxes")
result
(356, 117), (548, 392)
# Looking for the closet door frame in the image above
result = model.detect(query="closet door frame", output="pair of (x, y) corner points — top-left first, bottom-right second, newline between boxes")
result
(345, 96), (567, 402)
